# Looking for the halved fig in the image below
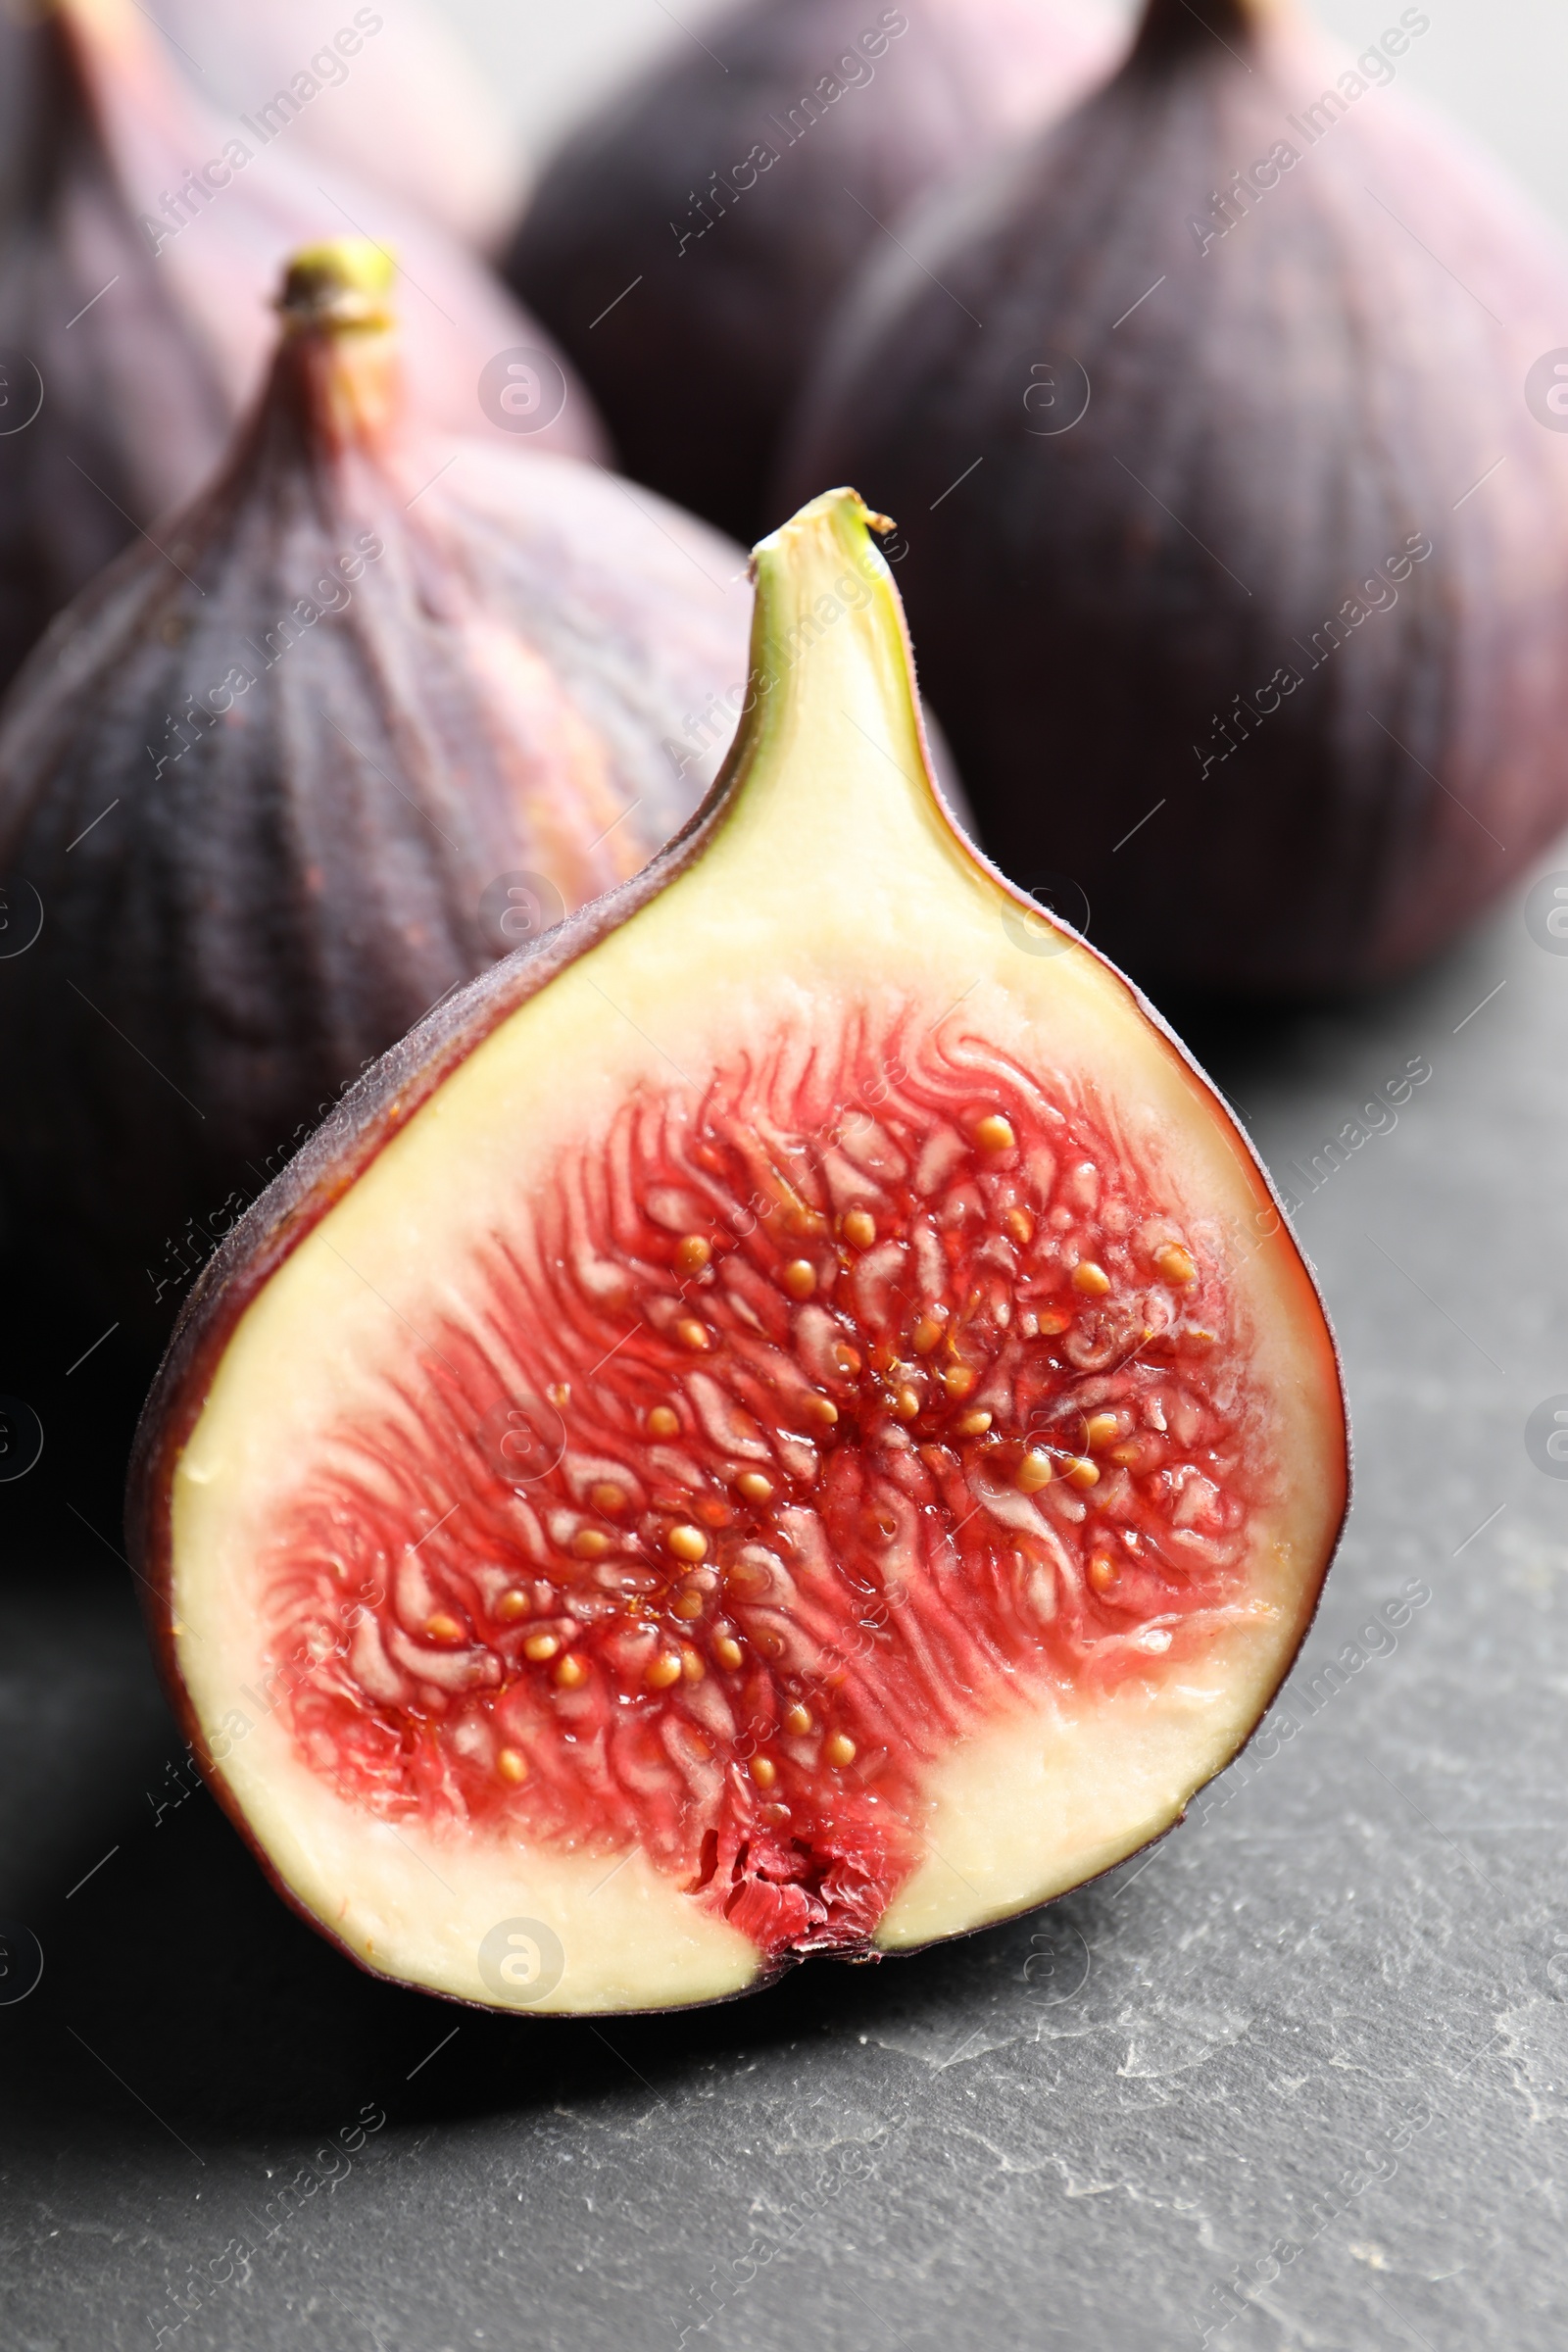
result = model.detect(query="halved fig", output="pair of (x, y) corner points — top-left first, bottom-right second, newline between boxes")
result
(130, 491), (1347, 2016)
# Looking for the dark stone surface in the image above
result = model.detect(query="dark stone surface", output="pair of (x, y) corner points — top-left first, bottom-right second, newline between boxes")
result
(4, 863), (1567, 2352)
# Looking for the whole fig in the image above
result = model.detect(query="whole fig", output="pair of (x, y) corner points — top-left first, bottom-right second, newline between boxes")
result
(0, 242), (748, 1337)
(506, 0), (1114, 545)
(781, 0), (1568, 994)
(0, 0), (598, 696)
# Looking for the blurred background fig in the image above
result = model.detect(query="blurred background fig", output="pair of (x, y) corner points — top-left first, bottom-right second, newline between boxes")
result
(506, 0), (1117, 545)
(780, 0), (1568, 997)
(148, 0), (521, 250)
(0, 240), (750, 1343)
(0, 0), (599, 697)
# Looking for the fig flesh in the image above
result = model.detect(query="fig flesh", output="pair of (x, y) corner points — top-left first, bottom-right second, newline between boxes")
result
(130, 490), (1347, 2016)
(0, 241), (749, 1336)
(0, 0), (597, 693)
(506, 0), (1115, 543)
(780, 0), (1568, 993)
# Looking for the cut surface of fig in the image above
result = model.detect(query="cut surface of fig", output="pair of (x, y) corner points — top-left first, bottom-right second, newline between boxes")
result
(135, 492), (1347, 2015)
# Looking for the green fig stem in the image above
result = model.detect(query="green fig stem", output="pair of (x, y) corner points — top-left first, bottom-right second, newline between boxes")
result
(277, 240), (398, 337)
(692, 488), (958, 894)
(274, 241), (400, 445)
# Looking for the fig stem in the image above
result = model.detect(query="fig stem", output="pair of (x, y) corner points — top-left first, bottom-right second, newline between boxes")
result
(269, 241), (402, 445)
(698, 490), (956, 883)
(278, 240), (398, 337)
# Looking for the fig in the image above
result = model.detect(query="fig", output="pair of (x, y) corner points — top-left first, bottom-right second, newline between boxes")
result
(505, 0), (1114, 544)
(0, 0), (597, 694)
(128, 488), (1347, 2017)
(146, 0), (519, 250)
(780, 0), (1568, 994)
(0, 240), (749, 1335)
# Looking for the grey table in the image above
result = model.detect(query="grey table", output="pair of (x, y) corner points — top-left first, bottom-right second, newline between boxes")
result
(3, 857), (1565, 2351)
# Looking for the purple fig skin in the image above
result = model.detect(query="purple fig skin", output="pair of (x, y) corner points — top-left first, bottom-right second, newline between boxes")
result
(505, 0), (1115, 546)
(146, 0), (521, 252)
(0, 0), (602, 697)
(0, 256), (750, 1340)
(779, 0), (1568, 995)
